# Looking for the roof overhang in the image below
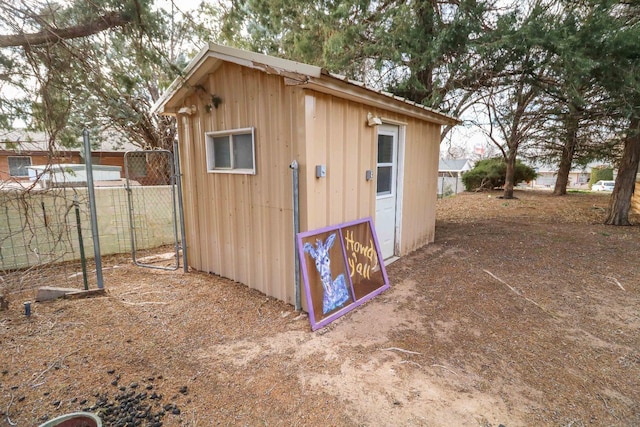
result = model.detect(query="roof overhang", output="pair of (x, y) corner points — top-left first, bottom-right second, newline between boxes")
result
(306, 72), (459, 126)
(152, 43), (322, 115)
(153, 43), (460, 127)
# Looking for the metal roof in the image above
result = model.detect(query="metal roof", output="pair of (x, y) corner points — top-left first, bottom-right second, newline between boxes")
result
(0, 130), (139, 153)
(153, 43), (459, 126)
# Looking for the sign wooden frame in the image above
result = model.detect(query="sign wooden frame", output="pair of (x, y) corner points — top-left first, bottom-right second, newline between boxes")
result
(297, 217), (390, 331)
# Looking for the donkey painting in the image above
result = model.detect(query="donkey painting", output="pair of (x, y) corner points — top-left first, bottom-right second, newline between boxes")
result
(303, 233), (351, 314)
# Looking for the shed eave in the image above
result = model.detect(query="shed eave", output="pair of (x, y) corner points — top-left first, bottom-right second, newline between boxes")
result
(306, 74), (460, 126)
(153, 43), (459, 126)
(151, 45), (215, 115)
(152, 43), (323, 115)
(204, 42), (322, 78)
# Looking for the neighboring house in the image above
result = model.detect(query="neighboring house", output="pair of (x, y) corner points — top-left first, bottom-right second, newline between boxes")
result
(0, 133), (81, 183)
(527, 162), (594, 190)
(153, 43), (458, 306)
(437, 158), (474, 196)
(26, 164), (124, 188)
(0, 130), (143, 187)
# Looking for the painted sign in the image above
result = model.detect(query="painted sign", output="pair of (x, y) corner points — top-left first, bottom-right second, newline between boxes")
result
(297, 217), (390, 331)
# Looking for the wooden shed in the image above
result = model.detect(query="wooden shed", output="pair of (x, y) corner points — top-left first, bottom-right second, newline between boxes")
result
(154, 43), (458, 306)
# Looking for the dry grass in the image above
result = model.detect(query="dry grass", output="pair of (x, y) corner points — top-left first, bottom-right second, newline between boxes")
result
(1, 189), (639, 426)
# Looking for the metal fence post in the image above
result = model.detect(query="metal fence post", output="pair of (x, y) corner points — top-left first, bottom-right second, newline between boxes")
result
(82, 129), (104, 289)
(174, 140), (188, 273)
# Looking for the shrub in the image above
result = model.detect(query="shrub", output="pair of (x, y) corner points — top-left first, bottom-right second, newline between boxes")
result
(462, 157), (537, 191)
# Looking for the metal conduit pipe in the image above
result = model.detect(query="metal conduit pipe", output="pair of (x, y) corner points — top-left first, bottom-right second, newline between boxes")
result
(290, 160), (301, 311)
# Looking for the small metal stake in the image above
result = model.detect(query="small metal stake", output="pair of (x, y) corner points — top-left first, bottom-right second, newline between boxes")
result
(24, 302), (31, 317)
(74, 196), (89, 290)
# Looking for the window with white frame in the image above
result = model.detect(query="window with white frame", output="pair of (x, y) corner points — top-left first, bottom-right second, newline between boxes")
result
(205, 127), (256, 174)
(8, 156), (32, 177)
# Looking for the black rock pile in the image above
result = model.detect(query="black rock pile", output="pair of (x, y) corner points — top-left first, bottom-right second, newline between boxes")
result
(80, 372), (186, 427)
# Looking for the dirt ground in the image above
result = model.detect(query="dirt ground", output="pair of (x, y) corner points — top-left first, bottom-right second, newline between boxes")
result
(1, 190), (639, 427)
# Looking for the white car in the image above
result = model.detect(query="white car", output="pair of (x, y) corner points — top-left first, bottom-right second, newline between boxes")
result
(592, 180), (615, 191)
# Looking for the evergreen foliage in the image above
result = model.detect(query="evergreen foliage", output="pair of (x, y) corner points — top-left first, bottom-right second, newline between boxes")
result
(218, 0), (504, 139)
(462, 157), (537, 191)
(1, 0), (639, 224)
(0, 0), (204, 150)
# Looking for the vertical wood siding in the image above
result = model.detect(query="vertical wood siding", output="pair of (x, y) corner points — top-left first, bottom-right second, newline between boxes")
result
(301, 92), (377, 231)
(177, 63), (298, 304)
(398, 119), (441, 254)
(301, 92), (441, 257)
(176, 64), (442, 304)
(633, 182), (640, 214)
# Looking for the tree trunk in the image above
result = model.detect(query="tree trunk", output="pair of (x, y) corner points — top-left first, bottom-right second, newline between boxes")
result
(503, 149), (517, 199)
(605, 117), (640, 225)
(410, 1), (436, 105)
(553, 109), (579, 196)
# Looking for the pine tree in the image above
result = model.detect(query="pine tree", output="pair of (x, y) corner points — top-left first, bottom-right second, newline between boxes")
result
(0, 0), (200, 151)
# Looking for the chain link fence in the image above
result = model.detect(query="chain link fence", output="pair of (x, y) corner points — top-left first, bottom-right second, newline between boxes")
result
(0, 146), (184, 301)
(0, 186), (100, 296)
(437, 175), (465, 198)
(124, 150), (180, 270)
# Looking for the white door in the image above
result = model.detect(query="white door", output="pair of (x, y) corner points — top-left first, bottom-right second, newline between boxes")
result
(375, 125), (399, 260)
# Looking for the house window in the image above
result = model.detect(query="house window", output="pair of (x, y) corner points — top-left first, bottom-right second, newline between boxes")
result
(8, 156), (32, 177)
(205, 127), (256, 174)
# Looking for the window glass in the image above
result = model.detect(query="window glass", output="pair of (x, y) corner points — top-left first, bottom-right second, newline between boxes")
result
(233, 133), (254, 170)
(377, 166), (392, 195)
(378, 135), (394, 164)
(8, 156), (31, 177)
(213, 136), (231, 168)
(205, 128), (256, 174)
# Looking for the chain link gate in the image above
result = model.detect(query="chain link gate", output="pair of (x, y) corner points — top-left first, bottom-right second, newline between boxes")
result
(124, 150), (181, 270)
